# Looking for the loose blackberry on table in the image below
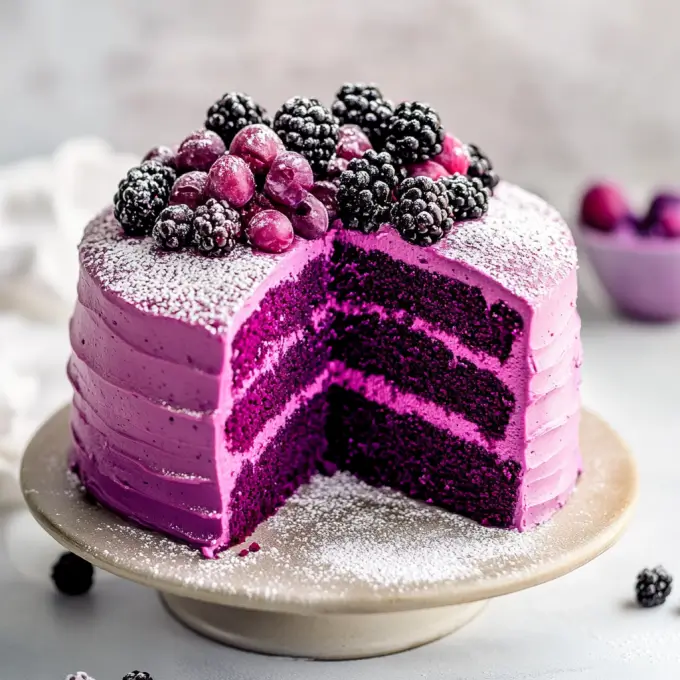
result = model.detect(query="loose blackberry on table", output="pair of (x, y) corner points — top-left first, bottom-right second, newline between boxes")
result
(635, 566), (672, 607)
(272, 96), (339, 176)
(152, 204), (194, 251)
(332, 83), (394, 149)
(384, 101), (445, 165)
(391, 175), (453, 246)
(205, 92), (270, 146)
(337, 149), (404, 233)
(113, 161), (176, 237)
(51, 551), (94, 596)
(439, 174), (489, 221)
(122, 672), (154, 680)
(466, 143), (500, 195)
(192, 198), (241, 257)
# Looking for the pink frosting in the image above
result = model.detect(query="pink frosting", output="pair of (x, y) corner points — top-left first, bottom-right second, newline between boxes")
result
(69, 182), (581, 550)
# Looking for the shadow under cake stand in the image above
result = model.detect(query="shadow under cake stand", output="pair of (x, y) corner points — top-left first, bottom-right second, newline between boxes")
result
(21, 407), (637, 660)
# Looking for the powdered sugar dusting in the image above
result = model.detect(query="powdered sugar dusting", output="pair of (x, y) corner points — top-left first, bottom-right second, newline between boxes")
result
(435, 183), (577, 304)
(79, 208), (285, 332)
(59, 468), (553, 599)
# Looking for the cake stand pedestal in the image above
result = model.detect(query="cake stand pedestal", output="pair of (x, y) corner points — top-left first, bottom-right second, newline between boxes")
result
(21, 407), (636, 660)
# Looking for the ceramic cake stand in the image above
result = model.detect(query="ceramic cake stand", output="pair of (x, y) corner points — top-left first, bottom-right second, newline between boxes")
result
(21, 406), (636, 660)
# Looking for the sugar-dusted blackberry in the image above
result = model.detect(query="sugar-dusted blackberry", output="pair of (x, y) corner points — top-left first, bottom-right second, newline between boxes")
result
(636, 566), (673, 608)
(384, 101), (445, 165)
(272, 96), (339, 176)
(122, 672), (153, 680)
(192, 198), (241, 257)
(152, 204), (194, 251)
(66, 672), (96, 680)
(51, 552), (94, 596)
(337, 150), (404, 233)
(113, 161), (175, 237)
(466, 143), (500, 195)
(205, 92), (270, 146)
(391, 175), (453, 246)
(439, 174), (489, 221)
(331, 83), (394, 148)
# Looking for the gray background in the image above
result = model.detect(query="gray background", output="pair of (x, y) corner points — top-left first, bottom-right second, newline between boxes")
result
(2, 0), (680, 214)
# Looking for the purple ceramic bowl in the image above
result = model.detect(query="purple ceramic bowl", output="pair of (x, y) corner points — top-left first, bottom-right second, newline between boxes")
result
(581, 226), (680, 321)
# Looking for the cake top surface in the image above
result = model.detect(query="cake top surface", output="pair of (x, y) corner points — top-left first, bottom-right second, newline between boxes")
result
(80, 182), (576, 333)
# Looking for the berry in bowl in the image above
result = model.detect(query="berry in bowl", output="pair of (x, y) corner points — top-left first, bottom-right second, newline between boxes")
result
(579, 182), (680, 321)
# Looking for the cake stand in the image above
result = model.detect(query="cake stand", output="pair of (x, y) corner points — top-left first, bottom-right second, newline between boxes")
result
(21, 407), (636, 660)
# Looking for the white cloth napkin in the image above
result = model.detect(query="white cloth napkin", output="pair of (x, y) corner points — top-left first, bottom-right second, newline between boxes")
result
(0, 138), (137, 507)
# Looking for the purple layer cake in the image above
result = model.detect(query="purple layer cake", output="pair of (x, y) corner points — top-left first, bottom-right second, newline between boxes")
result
(68, 86), (582, 556)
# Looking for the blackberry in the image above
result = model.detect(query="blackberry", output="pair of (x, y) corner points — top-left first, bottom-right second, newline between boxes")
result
(273, 96), (339, 176)
(390, 176), (453, 246)
(51, 552), (94, 596)
(66, 673), (95, 680)
(113, 161), (175, 237)
(636, 566), (672, 608)
(439, 174), (489, 221)
(152, 204), (194, 251)
(205, 92), (270, 146)
(122, 673), (153, 680)
(192, 198), (241, 256)
(466, 144), (500, 195)
(337, 150), (404, 233)
(331, 83), (394, 148)
(384, 101), (445, 165)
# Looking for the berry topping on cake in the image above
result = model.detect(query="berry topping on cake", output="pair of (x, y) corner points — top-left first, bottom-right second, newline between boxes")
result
(240, 192), (276, 227)
(207, 154), (256, 208)
(229, 124), (285, 176)
(168, 171), (208, 210)
(152, 204), (194, 251)
(636, 566), (672, 607)
(384, 101), (445, 165)
(466, 143), (500, 196)
(272, 97), (339, 176)
(206, 92), (270, 146)
(391, 175), (453, 246)
(142, 144), (177, 168)
(335, 124), (373, 161)
(51, 552), (94, 596)
(176, 129), (226, 174)
(310, 180), (339, 220)
(407, 159), (449, 181)
(434, 133), (470, 175)
(113, 161), (175, 236)
(439, 174), (489, 221)
(337, 150), (404, 233)
(192, 198), (241, 256)
(122, 672), (153, 680)
(331, 83), (394, 148)
(264, 151), (314, 207)
(326, 156), (350, 180)
(289, 193), (329, 240)
(247, 209), (295, 253)
(580, 182), (630, 232)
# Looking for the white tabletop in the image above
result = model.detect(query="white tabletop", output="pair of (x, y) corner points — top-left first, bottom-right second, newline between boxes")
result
(1, 289), (679, 680)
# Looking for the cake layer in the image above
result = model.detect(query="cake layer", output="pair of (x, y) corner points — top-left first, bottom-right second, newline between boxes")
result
(226, 329), (331, 452)
(231, 255), (329, 390)
(227, 393), (329, 546)
(330, 311), (516, 440)
(330, 240), (524, 362)
(326, 386), (523, 528)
